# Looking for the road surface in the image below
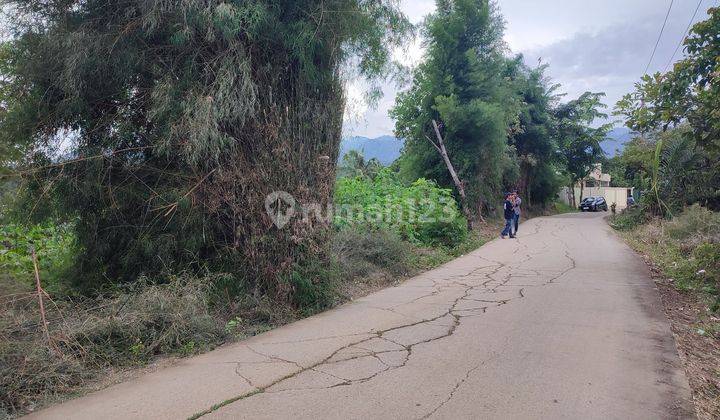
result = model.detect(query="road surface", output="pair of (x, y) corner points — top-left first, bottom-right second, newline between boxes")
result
(29, 212), (694, 419)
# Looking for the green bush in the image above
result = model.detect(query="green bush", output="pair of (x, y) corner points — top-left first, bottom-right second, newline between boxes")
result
(334, 169), (468, 247)
(665, 204), (720, 246)
(0, 221), (76, 293)
(286, 259), (340, 314)
(609, 206), (649, 231)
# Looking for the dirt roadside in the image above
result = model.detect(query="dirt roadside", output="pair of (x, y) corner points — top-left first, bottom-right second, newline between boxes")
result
(616, 234), (720, 419)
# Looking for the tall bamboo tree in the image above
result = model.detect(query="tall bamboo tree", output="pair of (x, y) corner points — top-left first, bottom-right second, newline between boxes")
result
(0, 0), (410, 300)
(391, 0), (519, 219)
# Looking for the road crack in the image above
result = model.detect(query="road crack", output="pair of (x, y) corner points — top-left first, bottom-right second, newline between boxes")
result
(190, 219), (578, 419)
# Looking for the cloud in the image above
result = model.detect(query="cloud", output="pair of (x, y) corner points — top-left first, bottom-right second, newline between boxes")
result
(342, 0), (713, 137)
(523, 6), (708, 113)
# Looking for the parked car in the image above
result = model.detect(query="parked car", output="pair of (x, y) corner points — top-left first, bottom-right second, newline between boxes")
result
(579, 196), (608, 212)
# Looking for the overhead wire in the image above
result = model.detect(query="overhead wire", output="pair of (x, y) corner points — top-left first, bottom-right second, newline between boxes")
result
(662, 0), (705, 73)
(643, 0), (675, 75)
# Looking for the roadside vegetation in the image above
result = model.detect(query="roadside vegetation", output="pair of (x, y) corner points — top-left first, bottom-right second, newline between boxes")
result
(0, 0), (608, 417)
(612, 205), (719, 313)
(0, 183), (493, 417)
(609, 7), (720, 418)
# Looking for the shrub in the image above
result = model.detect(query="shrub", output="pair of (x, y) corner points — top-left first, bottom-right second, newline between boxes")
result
(331, 228), (412, 278)
(0, 221), (76, 293)
(665, 204), (720, 246)
(334, 169), (468, 247)
(286, 259), (340, 314)
(609, 206), (649, 231)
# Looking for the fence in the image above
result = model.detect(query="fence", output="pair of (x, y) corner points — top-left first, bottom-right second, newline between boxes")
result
(558, 186), (634, 210)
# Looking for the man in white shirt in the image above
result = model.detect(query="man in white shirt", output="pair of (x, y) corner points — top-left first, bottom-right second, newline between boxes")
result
(512, 192), (521, 236)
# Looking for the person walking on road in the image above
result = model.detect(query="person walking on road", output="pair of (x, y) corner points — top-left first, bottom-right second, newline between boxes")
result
(512, 192), (521, 236)
(501, 193), (516, 239)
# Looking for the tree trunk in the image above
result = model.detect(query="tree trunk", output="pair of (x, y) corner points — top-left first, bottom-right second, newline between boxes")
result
(430, 119), (476, 228)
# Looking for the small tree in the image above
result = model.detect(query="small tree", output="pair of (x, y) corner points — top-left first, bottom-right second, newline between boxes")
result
(338, 150), (383, 179)
(554, 92), (611, 207)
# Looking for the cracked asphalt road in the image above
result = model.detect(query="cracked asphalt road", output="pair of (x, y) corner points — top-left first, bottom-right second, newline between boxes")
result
(29, 212), (694, 419)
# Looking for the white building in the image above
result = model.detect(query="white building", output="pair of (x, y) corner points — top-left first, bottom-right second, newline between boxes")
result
(558, 164), (634, 210)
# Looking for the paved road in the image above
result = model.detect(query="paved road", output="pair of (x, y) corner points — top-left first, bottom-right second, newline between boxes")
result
(30, 212), (694, 419)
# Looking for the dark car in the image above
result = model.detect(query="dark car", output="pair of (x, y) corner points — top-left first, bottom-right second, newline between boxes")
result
(579, 196), (608, 212)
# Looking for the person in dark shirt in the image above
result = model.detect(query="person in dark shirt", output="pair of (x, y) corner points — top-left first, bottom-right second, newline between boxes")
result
(501, 193), (516, 239)
(512, 191), (521, 235)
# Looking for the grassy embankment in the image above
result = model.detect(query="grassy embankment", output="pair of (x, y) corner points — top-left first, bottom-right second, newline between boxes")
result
(610, 205), (719, 419)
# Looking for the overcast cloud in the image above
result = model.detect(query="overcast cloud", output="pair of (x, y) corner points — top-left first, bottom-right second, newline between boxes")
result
(343, 0), (715, 138)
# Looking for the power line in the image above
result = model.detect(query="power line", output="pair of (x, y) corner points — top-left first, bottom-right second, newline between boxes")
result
(644, 0), (675, 75)
(662, 0), (704, 73)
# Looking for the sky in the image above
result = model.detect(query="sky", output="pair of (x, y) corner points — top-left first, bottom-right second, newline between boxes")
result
(343, 0), (715, 138)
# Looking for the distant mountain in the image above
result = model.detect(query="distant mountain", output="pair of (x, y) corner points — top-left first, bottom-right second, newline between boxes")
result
(339, 128), (633, 164)
(601, 127), (634, 157)
(339, 135), (404, 165)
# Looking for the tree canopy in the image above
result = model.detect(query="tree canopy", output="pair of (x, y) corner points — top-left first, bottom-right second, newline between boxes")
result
(0, 0), (411, 298)
(615, 6), (720, 210)
(391, 0), (519, 216)
(392, 0), (608, 215)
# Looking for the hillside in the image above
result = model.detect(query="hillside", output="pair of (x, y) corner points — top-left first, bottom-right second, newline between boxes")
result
(601, 127), (633, 157)
(339, 135), (404, 165)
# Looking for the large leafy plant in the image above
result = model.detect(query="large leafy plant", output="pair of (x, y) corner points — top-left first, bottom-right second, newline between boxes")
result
(334, 169), (468, 247)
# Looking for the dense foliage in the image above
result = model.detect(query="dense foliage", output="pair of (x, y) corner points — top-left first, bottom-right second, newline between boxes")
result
(391, 0), (519, 217)
(392, 0), (608, 216)
(0, 221), (75, 293)
(554, 92), (611, 206)
(337, 149), (383, 179)
(0, 1), (410, 298)
(610, 5), (720, 325)
(334, 169), (468, 247)
(510, 65), (564, 208)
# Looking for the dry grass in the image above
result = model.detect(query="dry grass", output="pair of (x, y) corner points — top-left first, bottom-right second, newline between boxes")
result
(0, 276), (228, 417)
(0, 218), (509, 418)
(614, 205), (720, 419)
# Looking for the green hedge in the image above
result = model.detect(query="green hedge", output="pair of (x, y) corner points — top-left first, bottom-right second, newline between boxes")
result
(334, 169), (467, 247)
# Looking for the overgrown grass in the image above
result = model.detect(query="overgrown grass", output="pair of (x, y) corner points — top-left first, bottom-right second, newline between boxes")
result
(612, 205), (719, 312)
(1, 164), (495, 417)
(1, 275), (223, 416)
(550, 200), (578, 215)
(0, 218), (490, 417)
